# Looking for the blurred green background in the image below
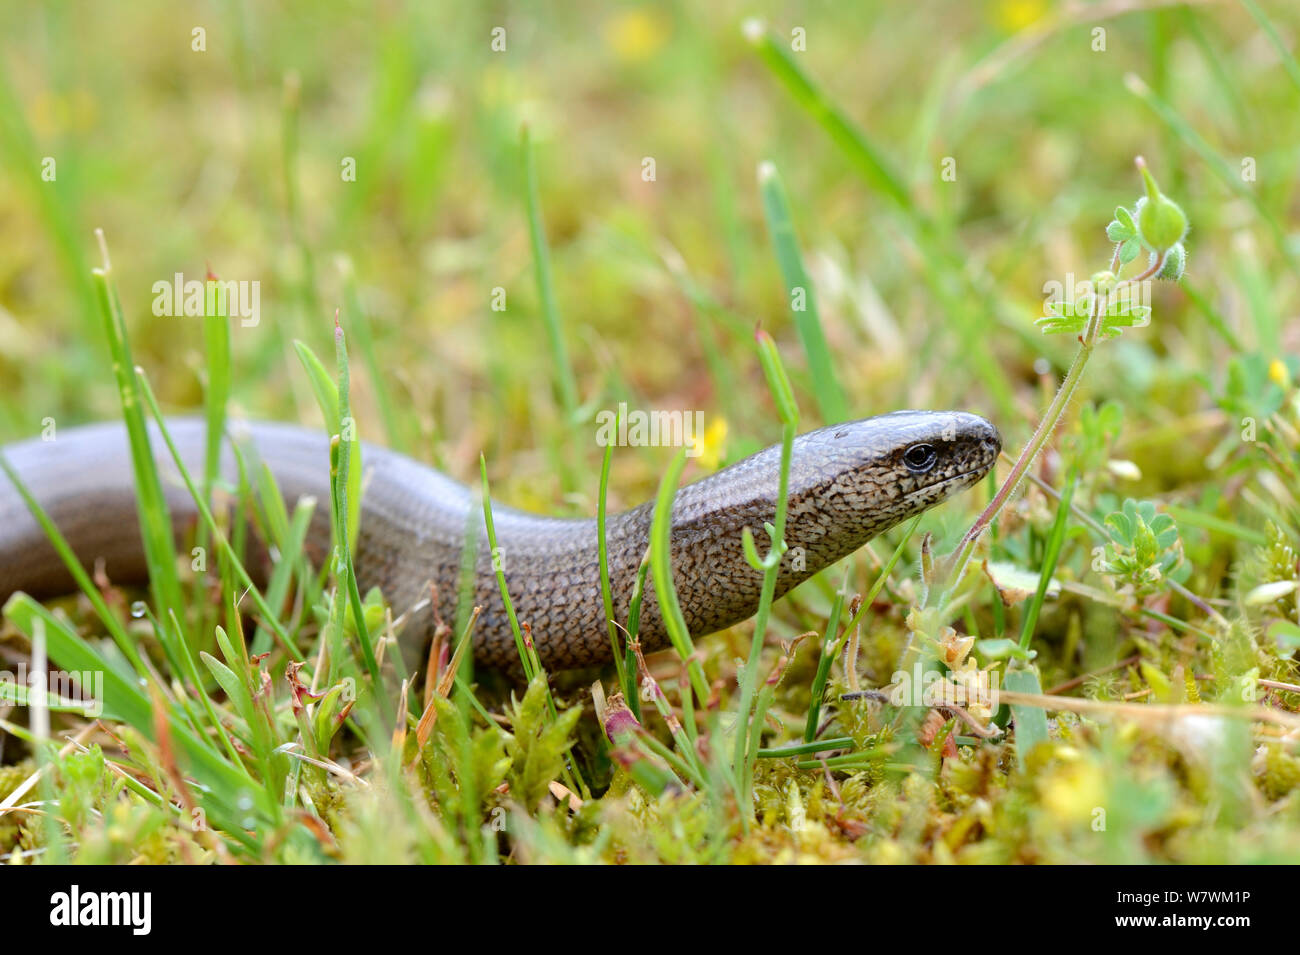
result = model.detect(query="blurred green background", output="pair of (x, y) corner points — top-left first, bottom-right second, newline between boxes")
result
(1, 0), (1297, 513)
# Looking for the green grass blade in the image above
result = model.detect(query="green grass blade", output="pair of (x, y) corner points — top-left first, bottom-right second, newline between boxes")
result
(647, 448), (710, 707)
(133, 368), (300, 659)
(479, 454), (539, 683)
(596, 408), (635, 709)
(292, 338), (362, 553)
(744, 23), (1017, 418)
(743, 20), (913, 212)
(802, 569), (846, 743)
(0, 452), (150, 676)
(1165, 505), (1268, 546)
(1018, 469), (1076, 651)
(202, 274), (232, 504)
(91, 231), (185, 634)
(757, 161), (847, 424)
(758, 736), (855, 758)
(339, 257), (409, 453)
(521, 123), (580, 425)
(0, 66), (100, 347)
(1242, 0), (1300, 96)
(250, 493), (317, 656)
(731, 330), (799, 809)
(330, 320), (384, 696)
(1180, 281), (1244, 353)
(4, 594), (274, 838)
(192, 273), (234, 643)
(1003, 668), (1049, 770)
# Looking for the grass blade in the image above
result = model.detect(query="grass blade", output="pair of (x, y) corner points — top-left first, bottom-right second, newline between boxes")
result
(757, 160), (847, 424)
(1003, 668), (1048, 770)
(202, 273), (232, 505)
(647, 448), (710, 707)
(0, 452), (149, 676)
(743, 20), (912, 212)
(596, 406), (636, 710)
(521, 123), (580, 425)
(744, 22), (1016, 417)
(4, 594), (274, 840)
(329, 320), (384, 696)
(731, 329), (799, 810)
(91, 231), (185, 634)
(479, 455), (539, 683)
(292, 338), (362, 552)
(339, 257), (409, 454)
(1018, 469), (1076, 651)
(133, 369), (300, 659)
(1242, 0), (1300, 96)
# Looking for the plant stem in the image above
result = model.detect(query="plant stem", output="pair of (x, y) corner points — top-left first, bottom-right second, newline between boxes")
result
(931, 244), (1167, 608)
(731, 419), (795, 808)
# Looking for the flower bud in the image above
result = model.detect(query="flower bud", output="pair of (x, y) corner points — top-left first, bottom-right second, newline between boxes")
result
(1149, 242), (1186, 280)
(1091, 270), (1117, 296)
(601, 692), (641, 743)
(1135, 158), (1188, 252)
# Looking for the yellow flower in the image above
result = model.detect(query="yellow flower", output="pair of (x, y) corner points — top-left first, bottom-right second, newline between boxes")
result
(1268, 359), (1291, 390)
(1038, 756), (1106, 823)
(993, 0), (1048, 33)
(690, 417), (727, 470)
(604, 10), (669, 62)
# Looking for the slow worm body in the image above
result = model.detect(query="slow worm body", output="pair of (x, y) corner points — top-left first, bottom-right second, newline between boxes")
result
(0, 411), (999, 670)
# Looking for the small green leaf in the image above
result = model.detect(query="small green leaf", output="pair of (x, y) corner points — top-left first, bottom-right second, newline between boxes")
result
(975, 638), (1035, 662)
(1140, 661), (1176, 703)
(1106, 511), (1133, 543)
(200, 651), (255, 729)
(1267, 620), (1300, 651)
(984, 560), (1062, 600)
(313, 682), (350, 751)
(1004, 668), (1048, 769)
(1100, 302), (1151, 338)
(1035, 311), (1087, 336)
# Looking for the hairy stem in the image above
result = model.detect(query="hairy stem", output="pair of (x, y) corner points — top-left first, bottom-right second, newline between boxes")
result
(929, 243), (1167, 610)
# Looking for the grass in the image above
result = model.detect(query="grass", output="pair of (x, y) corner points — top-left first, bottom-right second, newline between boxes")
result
(91, 232), (186, 635)
(757, 161), (847, 424)
(1, 2), (1299, 864)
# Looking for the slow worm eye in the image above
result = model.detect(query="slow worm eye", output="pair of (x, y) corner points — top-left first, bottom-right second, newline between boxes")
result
(902, 443), (937, 473)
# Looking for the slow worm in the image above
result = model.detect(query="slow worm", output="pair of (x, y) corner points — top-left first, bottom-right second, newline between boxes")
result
(0, 411), (1000, 670)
